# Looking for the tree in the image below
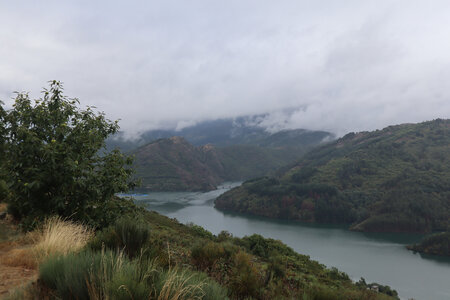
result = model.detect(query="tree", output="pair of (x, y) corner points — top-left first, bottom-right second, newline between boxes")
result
(3, 81), (137, 227)
(0, 101), (8, 201)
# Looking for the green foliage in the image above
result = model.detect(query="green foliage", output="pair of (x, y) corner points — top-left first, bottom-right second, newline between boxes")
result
(35, 202), (396, 300)
(191, 241), (225, 269)
(39, 250), (158, 300)
(355, 278), (399, 298)
(39, 251), (102, 300)
(39, 249), (228, 300)
(187, 222), (215, 240)
(229, 251), (263, 299)
(407, 232), (450, 256)
(2, 82), (137, 228)
(0, 179), (8, 202)
(216, 119), (450, 233)
(89, 217), (150, 258)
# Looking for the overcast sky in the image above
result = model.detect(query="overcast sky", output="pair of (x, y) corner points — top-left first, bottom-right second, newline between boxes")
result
(1, 1), (450, 137)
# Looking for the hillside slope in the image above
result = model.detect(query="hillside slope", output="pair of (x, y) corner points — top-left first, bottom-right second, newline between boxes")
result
(407, 232), (450, 256)
(133, 137), (313, 191)
(216, 119), (450, 233)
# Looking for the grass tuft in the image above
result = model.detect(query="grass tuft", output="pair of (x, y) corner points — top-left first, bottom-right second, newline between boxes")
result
(32, 216), (93, 262)
(156, 268), (205, 300)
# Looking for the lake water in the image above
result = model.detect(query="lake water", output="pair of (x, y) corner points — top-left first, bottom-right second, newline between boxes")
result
(128, 183), (450, 300)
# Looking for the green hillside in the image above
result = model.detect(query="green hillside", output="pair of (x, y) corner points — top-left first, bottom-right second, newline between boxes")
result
(216, 119), (450, 233)
(133, 137), (315, 191)
(407, 232), (450, 256)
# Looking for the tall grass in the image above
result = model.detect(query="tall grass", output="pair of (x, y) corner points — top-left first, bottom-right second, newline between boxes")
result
(156, 268), (205, 300)
(39, 248), (228, 300)
(32, 216), (93, 262)
(87, 250), (159, 300)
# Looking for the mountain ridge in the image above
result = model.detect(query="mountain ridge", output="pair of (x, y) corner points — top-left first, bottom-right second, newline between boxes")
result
(132, 132), (332, 191)
(215, 119), (450, 233)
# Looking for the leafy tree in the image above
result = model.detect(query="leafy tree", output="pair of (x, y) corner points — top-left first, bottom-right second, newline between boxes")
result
(3, 81), (137, 227)
(0, 102), (7, 201)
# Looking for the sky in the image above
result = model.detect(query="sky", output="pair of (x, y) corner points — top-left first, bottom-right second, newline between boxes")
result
(1, 1), (450, 138)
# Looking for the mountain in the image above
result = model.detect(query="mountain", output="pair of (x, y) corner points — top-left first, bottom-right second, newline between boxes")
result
(215, 119), (450, 233)
(132, 136), (321, 191)
(107, 117), (334, 151)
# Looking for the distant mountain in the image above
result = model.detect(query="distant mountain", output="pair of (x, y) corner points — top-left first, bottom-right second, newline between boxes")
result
(132, 136), (324, 191)
(107, 117), (334, 151)
(215, 119), (450, 233)
(132, 137), (222, 191)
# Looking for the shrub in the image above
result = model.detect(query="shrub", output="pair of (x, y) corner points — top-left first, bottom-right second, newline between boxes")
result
(89, 217), (150, 258)
(93, 256), (158, 300)
(217, 230), (232, 242)
(39, 250), (159, 300)
(186, 222), (215, 240)
(39, 251), (101, 300)
(268, 255), (286, 279)
(191, 242), (225, 269)
(113, 218), (150, 258)
(229, 251), (262, 299)
(184, 271), (229, 300)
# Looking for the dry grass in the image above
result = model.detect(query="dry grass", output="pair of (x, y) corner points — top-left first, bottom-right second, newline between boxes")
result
(0, 248), (37, 269)
(32, 216), (93, 263)
(157, 268), (205, 300)
(0, 202), (7, 213)
(1, 217), (93, 271)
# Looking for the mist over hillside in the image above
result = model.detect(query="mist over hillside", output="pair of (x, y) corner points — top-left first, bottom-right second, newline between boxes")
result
(107, 115), (334, 152)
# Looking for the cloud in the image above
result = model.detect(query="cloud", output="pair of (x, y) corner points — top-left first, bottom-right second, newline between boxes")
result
(1, 0), (450, 137)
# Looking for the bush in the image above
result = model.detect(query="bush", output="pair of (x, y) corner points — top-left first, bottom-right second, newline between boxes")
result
(229, 251), (262, 299)
(3, 81), (137, 227)
(191, 242), (225, 269)
(187, 222), (215, 240)
(89, 217), (150, 258)
(268, 255), (286, 279)
(217, 230), (232, 242)
(39, 250), (159, 300)
(39, 251), (101, 300)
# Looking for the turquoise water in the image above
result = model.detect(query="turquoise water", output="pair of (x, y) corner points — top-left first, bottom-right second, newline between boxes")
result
(131, 183), (450, 300)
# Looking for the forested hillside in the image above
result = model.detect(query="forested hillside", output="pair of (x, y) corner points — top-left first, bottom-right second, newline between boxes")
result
(133, 136), (315, 191)
(216, 119), (450, 233)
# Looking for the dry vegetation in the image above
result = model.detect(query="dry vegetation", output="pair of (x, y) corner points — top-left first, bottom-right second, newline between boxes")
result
(0, 215), (93, 298)
(32, 216), (93, 262)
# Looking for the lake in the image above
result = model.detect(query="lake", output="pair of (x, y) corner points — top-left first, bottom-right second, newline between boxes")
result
(127, 183), (450, 300)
